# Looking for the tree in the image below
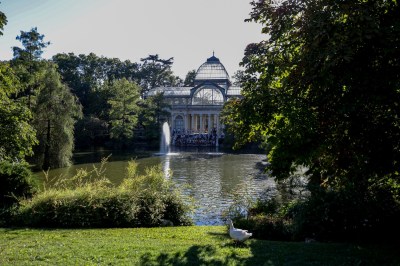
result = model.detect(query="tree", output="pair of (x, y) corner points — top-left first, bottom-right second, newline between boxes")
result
(0, 62), (37, 161)
(231, 70), (245, 87)
(13, 27), (50, 62)
(139, 92), (171, 146)
(139, 54), (182, 96)
(32, 63), (82, 169)
(222, 0), (400, 241)
(107, 78), (141, 146)
(0, 9), (7, 36)
(227, 0), (400, 187)
(53, 52), (141, 116)
(0, 12), (38, 214)
(12, 27), (50, 109)
(183, 70), (196, 86)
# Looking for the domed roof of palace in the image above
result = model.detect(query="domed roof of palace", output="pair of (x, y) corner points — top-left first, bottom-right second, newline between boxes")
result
(194, 53), (230, 81)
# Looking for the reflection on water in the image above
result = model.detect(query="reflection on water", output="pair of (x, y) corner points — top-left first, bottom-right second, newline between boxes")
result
(37, 150), (275, 225)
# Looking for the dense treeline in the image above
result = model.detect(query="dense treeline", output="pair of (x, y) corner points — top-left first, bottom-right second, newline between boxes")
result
(2, 25), (186, 170)
(52, 52), (177, 150)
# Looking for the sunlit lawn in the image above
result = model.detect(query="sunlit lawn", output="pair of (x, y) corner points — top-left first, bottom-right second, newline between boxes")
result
(0, 226), (399, 265)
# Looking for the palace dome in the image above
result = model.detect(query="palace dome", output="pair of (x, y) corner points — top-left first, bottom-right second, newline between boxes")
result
(194, 54), (230, 81)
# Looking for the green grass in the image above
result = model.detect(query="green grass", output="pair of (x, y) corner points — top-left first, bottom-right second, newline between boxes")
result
(0, 226), (399, 265)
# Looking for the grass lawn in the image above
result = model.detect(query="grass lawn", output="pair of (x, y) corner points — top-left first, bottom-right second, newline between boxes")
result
(0, 226), (399, 265)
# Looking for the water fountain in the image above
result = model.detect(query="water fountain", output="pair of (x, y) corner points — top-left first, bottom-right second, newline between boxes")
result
(159, 122), (171, 154)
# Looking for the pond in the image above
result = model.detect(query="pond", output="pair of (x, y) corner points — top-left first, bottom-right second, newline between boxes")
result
(37, 148), (276, 225)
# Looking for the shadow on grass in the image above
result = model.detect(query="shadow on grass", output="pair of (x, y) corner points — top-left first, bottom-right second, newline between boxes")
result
(139, 239), (400, 266)
(139, 244), (253, 266)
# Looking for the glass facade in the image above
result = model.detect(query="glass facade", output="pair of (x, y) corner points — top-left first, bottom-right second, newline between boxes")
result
(192, 87), (224, 105)
(195, 62), (230, 80)
(145, 54), (242, 145)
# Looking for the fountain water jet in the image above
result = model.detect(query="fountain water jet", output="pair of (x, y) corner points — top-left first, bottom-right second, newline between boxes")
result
(160, 122), (171, 154)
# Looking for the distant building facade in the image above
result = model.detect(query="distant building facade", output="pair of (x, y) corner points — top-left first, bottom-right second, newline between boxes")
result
(146, 54), (241, 146)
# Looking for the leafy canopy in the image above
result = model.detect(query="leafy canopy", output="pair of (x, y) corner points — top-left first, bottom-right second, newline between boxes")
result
(223, 0), (400, 191)
(0, 62), (37, 161)
(107, 78), (141, 142)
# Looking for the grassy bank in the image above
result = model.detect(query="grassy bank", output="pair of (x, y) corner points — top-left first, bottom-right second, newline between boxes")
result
(0, 226), (399, 265)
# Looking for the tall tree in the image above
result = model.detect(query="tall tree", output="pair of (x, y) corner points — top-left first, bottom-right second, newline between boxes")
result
(224, 0), (400, 191)
(12, 27), (50, 62)
(32, 63), (82, 169)
(11, 27), (50, 109)
(107, 78), (141, 146)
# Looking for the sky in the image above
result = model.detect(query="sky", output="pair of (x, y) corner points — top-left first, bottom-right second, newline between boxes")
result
(0, 0), (264, 78)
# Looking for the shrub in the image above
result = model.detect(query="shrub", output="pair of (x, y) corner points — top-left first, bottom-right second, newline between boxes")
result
(291, 185), (400, 242)
(120, 161), (193, 226)
(0, 161), (38, 209)
(12, 159), (193, 228)
(15, 188), (139, 228)
(234, 214), (294, 241)
(236, 179), (400, 243)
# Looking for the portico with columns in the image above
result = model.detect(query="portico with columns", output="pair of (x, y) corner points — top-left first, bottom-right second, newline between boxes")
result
(171, 112), (222, 135)
(146, 54), (241, 146)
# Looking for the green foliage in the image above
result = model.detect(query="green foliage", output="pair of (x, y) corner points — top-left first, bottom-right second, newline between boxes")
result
(52, 52), (140, 116)
(0, 9), (6, 36)
(183, 69), (196, 86)
(234, 181), (400, 242)
(13, 159), (193, 228)
(139, 54), (182, 96)
(52, 52), (181, 149)
(31, 63), (82, 169)
(240, 0), (400, 184)
(106, 78), (141, 144)
(121, 160), (193, 226)
(9, 28), (81, 169)
(0, 161), (38, 209)
(0, 62), (37, 161)
(11, 27), (50, 109)
(290, 184), (400, 242)
(222, 0), (400, 242)
(12, 27), (50, 61)
(139, 92), (171, 147)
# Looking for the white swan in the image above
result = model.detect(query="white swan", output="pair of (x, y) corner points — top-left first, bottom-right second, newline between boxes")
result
(228, 219), (252, 242)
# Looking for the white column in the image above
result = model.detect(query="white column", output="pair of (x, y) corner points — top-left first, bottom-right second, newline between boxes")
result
(189, 114), (192, 134)
(199, 113), (203, 133)
(216, 114), (220, 136)
(207, 114), (211, 133)
(184, 114), (187, 133)
(195, 114), (198, 132)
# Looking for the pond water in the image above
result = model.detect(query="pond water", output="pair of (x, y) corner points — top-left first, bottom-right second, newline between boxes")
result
(37, 148), (276, 225)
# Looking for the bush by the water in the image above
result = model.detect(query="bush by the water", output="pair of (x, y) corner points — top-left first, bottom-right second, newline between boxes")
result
(12, 159), (193, 227)
(231, 178), (400, 243)
(0, 161), (38, 209)
(290, 184), (400, 242)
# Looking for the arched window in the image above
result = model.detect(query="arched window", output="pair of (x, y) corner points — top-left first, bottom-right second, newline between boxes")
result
(192, 87), (224, 105)
(174, 115), (184, 131)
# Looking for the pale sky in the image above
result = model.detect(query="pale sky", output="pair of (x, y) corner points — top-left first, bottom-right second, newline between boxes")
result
(0, 0), (264, 78)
